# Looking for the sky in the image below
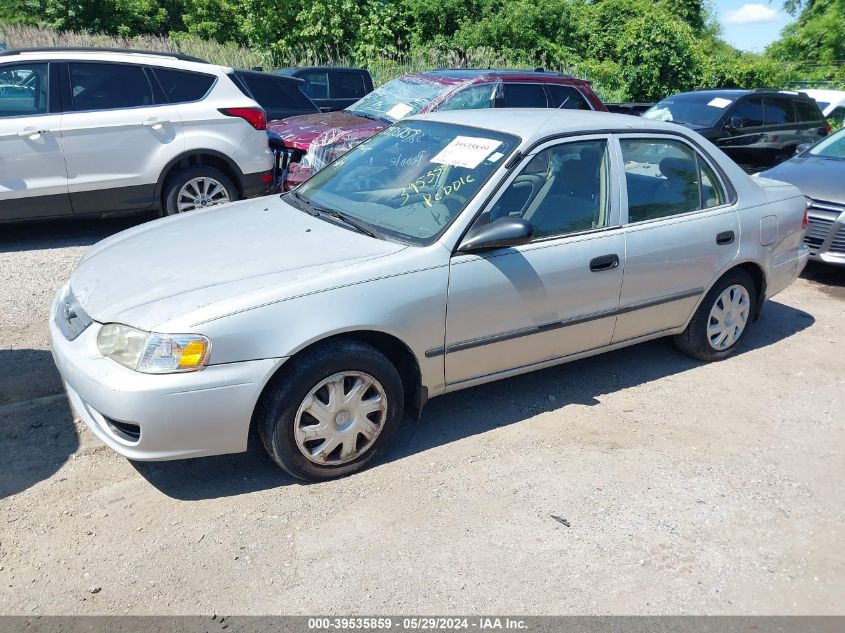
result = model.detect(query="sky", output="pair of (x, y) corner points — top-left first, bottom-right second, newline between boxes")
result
(712, 0), (796, 52)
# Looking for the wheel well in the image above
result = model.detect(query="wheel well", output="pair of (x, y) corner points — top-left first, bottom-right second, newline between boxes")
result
(159, 153), (244, 205)
(249, 331), (424, 439)
(732, 262), (767, 320)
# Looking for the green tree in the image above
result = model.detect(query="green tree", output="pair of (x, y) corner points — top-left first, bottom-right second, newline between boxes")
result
(767, 0), (845, 82)
(451, 0), (582, 67)
(40, 0), (184, 35)
(618, 12), (702, 101)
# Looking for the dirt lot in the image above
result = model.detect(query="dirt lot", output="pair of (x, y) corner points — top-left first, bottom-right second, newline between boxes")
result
(1, 215), (843, 615)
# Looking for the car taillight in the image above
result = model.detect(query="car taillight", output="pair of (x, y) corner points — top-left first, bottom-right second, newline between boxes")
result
(219, 107), (266, 130)
(802, 199), (810, 230)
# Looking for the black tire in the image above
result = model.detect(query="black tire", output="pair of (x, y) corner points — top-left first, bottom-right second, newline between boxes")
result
(256, 339), (405, 481)
(162, 165), (237, 216)
(674, 269), (757, 362)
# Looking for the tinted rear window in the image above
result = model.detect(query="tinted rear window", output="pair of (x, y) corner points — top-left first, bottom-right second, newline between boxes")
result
(795, 100), (823, 122)
(765, 99), (795, 125)
(546, 84), (591, 110)
(154, 68), (215, 103)
(499, 83), (548, 108)
(236, 73), (317, 111)
(331, 72), (367, 99)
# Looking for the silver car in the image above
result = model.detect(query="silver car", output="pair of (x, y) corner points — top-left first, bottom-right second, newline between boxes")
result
(50, 110), (810, 481)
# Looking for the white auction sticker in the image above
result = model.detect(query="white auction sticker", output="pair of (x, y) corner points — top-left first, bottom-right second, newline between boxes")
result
(385, 103), (413, 120)
(430, 136), (503, 169)
(707, 97), (732, 109)
(487, 151), (504, 163)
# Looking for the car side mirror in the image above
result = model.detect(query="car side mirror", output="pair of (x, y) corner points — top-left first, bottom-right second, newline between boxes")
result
(726, 116), (744, 130)
(794, 143), (813, 156)
(458, 216), (534, 253)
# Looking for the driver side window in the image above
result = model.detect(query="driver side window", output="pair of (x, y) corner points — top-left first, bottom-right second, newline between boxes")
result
(489, 139), (611, 239)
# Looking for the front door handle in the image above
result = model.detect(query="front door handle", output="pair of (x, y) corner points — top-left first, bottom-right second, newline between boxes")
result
(142, 119), (171, 128)
(716, 231), (735, 245)
(17, 129), (51, 138)
(589, 254), (620, 272)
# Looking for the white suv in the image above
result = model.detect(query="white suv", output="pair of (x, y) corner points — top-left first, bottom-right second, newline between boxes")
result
(0, 47), (274, 221)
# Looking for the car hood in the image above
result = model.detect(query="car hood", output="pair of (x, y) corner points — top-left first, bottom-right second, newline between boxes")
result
(266, 110), (388, 151)
(760, 155), (845, 203)
(70, 197), (406, 331)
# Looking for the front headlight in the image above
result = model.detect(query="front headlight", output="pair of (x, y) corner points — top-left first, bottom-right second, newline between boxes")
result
(97, 324), (211, 373)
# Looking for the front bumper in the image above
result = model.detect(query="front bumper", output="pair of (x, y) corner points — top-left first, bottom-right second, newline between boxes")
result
(805, 202), (845, 267)
(49, 300), (282, 461)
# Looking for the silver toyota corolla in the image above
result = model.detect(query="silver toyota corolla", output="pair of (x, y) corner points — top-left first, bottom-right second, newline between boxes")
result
(50, 110), (810, 481)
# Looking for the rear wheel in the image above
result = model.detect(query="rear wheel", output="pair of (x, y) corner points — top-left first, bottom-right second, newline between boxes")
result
(162, 166), (237, 215)
(257, 340), (404, 481)
(674, 269), (757, 362)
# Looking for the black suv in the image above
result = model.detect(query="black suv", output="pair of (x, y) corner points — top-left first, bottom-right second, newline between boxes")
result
(276, 66), (373, 112)
(232, 69), (320, 121)
(643, 89), (831, 171)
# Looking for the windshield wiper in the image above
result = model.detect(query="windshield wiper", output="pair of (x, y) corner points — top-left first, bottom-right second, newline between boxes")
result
(320, 209), (381, 239)
(348, 110), (392, 124)
(287, 190), (319, 216)
(287, 191), (380, 239)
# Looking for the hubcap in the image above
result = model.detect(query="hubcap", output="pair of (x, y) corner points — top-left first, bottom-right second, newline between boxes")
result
(707, 284), (750, 351)
(176, 177), (230, 212)
(294, 372), (388, 465)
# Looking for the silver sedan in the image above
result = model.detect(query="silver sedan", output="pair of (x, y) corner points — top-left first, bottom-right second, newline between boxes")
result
(50, 110), (810, 481)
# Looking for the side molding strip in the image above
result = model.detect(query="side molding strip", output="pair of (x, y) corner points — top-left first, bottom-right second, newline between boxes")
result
(425, 287), (704, 358)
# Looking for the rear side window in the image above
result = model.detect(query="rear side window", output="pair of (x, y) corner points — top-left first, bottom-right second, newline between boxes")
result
(331, 72), (367, 99)
(795, 100), (823, 122)
(301, 72), (329, 100)
(546, 84), (591, 110)
(765, 99), (795, 125)
(730, 98), (764, 127)
(0, 62), (49, 118)
(153, 68), (215, 103)
(68, 62), (153, 111)
(621, 138), (727, 223)
(499, 83), (548, 108)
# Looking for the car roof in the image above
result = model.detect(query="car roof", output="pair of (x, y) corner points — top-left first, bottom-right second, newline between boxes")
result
(0, 47), (227, 72)
(279, 66), (368, 73)
(398, 68), (582, 87)
(670, 89), (814, 101)
(410, 108), (685, 146)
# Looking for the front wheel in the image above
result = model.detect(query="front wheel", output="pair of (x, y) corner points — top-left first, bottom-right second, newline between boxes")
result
(674, 269), (757, 362)
(257, 340), (405, 481)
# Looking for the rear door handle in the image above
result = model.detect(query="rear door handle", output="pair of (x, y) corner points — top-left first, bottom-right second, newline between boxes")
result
(589, 254), (620, 272)
(716, 231), (735, 245)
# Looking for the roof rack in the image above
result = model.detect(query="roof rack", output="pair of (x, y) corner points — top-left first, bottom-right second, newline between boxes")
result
(0, 47), (208, 64)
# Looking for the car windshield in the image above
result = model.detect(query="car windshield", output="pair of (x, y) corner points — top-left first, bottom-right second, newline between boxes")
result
(809, 129), (845, 159)
(643, 94), (736, 126)
(346, 77), (449, 122)
(293, 121), (519, 244)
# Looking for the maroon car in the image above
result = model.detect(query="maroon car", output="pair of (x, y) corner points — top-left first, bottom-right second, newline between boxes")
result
(267, 68), (606, 190)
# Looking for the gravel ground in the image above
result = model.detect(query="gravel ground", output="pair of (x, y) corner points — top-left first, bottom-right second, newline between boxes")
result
(0, 215), (843, 615)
